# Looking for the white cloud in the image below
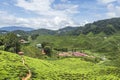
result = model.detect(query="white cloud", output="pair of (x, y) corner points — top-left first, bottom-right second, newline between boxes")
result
(16, 0), (55, 16)
(97, 0), (120, 18)
(97, 0), (116, 4)
(4, 0), (120, 30)
(15, 0), (79, 16)
(54, 4), (72, 10)
(116, 6), (120, 13)
(106, 3), (120, 18)
(0, 10), (77, 30)
(0, 11), (28, 27)
(107, 4), (114, 11)
(53, 4), (79, 14)
(106, 12), (117, 17)
(6, 0), (79, 30)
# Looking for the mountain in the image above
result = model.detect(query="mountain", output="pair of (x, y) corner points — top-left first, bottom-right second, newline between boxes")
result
(0, 26), (79, 35)
(29, 28), (56, 35)
(29, 26), (79, 35)
(2, 17), (120, 36)
(26, 17), (120, 35)
(0, 26), (34, 31)
(12, 30), (28, 36)
(58, 26), (78, 32)
(72, 18), (120, 35)
(0, 30), (8, 34)
(56, 26), (79, 35)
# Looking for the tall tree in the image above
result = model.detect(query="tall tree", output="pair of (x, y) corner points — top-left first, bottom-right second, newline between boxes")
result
(4, 33), (21, 53)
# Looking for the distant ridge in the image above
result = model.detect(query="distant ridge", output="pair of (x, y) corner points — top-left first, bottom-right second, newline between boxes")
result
(71, 17), (120, 35)
(1, 17), (120, 35)
(56, 26), (79, 35)
(0, 30), (8, 34)
(0, 26), (34, 31)
(29, 26), (79, 35)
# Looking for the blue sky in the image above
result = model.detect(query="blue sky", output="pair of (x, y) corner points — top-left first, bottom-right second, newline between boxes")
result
(0, 0), (120, 30)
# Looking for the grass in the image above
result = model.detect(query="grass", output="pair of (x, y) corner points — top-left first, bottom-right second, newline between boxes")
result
(0, 50), (120, 80)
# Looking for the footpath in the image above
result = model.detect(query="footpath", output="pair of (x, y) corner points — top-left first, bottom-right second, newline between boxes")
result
(19, 52), (32, 80)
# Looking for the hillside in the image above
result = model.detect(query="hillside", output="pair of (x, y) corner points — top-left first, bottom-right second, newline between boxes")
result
(12, 30), (29, 36)
(28, 34), (120, 68)
(0, 26), (34, 31)
(29, 28), (56, 35)
(29, 26), (78, 35)
(74, 18), (120, 35)
(1, 18), (120, 36)
(56, 26), (79, 35)
(0, 50), (120, 80)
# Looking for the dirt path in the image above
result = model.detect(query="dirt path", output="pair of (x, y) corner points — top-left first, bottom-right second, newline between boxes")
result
(20, 55), (32, 80)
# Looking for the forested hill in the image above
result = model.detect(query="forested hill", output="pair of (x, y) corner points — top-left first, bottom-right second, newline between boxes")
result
(29, 26), (79, 35)
(29, 28), (56, 35)
(16, 17), (120, 36)
(1, 18), (120, 36)
(74, 18), (120, 35)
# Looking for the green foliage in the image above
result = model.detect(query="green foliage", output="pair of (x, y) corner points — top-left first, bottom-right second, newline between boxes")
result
(30, 29), (56, 35)
(0, 45), (4, 50)
(54, 47), (68, 52)
(0, 35), (4, 46)
(3, 33), (21, 53)
(19, 35), (29, 41)
(31, 34), (39, 40)
(0, 51), (37, 80)
(81, 56), (101, 63)
(0, 50), (120, 80)
(29, 34), (120, 67)
(41, 42), (51, 48)
(21, 45), (42, 58)
(44, 46), (52, 57)
(73, 18), (120, 35)
(1, 18), (120, 79)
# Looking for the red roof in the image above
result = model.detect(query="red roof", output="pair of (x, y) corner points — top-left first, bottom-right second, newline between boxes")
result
(18, 51), (24, 55)
(72, 52), (88, 57)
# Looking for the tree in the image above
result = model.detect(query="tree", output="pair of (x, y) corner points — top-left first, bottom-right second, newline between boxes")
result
(44, 46), (52, 57)
(41, 42), (50, 48)
(31, 34), (39, 40)
(0, 35), (4, 46)
(4, 33), (21, 53)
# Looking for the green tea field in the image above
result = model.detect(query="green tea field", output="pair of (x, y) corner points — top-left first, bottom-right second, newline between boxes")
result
(0, 50), (120, 80)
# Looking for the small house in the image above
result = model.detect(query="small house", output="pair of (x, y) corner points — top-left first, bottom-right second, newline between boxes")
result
(18, 51), (24, 55)
(20, 39), (29, 44)
(36, 44), (42, 48)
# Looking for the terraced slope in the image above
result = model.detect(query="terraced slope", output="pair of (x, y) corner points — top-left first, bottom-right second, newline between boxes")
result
(0, 50), (120, 80)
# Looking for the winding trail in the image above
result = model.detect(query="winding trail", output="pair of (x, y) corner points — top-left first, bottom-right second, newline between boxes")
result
(20, 55), (32, 80)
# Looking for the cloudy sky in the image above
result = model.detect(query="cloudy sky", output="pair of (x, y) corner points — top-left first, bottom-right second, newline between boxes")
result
(0, 0), (120, 30)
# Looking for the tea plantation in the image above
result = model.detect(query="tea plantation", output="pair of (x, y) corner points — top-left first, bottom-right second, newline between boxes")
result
(0, 50), (120, 80)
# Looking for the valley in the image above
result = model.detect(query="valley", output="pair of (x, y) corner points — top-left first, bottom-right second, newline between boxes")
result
(0, 18), (120, 79)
